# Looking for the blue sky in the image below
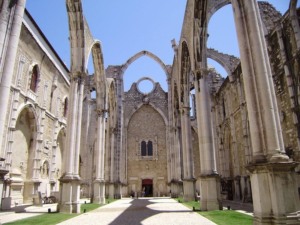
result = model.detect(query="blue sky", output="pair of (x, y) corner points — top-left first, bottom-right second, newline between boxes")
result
(26, 1), (296, 92)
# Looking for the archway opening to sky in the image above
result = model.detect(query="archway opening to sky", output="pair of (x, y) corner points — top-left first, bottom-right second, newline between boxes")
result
(207, 4), (238, 78)
(87, 52), (96, 99)
(123, 56), (168, 92)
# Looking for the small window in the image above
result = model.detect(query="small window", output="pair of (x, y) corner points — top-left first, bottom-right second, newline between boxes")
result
(30, 65), (39, 92)
(63, 97), (68, 117)
(141, 140), (153, 157)
(141, 141), (147, 156)
(147, 141), (153, 156)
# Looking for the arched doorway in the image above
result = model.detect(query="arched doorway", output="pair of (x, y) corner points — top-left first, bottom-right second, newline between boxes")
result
(10, 106), (37, 205)
(142, 179), (153, 197)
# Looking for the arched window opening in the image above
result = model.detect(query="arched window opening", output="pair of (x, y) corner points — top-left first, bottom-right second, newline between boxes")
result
(63, 97), (68, 117)
(141, 141), (147, 156)
(124, 56), (167, 92)
(189, 89), (196, 118)
(141, 140), (153, 157)
(147, 141), (153, 156)
(30, 65), (39, 92)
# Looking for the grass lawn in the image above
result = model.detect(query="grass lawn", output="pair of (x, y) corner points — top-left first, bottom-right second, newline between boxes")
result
(4, 199), (116, 225)
(177, 198), (253, 225)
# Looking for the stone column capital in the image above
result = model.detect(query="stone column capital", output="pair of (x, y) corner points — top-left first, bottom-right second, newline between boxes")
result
(96, 109), (108, 117)
(180, 105), (191, 115)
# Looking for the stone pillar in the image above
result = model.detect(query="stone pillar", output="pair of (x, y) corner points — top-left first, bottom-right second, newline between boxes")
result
(0, 0), (10, 62)
(93, 110), (106, 204)
(194, 71), (221, 211)
(232, 0), (287, 162)
(180, 106), (195, 201)
(115, 76), (125, 190)
(108, 128), (115, 199)
(247, 163), (299, 225)
(59, 77), (83, 213)
(59, 179), (81, 214)
(232, 1), (300, 224)
(0, 0), (26, 159)
(64, 78), (78, 178)
(73, 79), (85, 178)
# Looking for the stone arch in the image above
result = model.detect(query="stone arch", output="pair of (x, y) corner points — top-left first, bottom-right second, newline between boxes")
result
(10, 105), (38, 204)
(66, 0), (85, 73)
(125, 103), (168, 129)
(207, 1), (282, 37)
(89, 41), (106, 111)
(106, 78), (117, 127)
(14, 103), (39, 130)
(206, 48), (240, 77)
(179, 41), (192, 105)
(207, 0), (231, 23)
(121, 50), (169, 79)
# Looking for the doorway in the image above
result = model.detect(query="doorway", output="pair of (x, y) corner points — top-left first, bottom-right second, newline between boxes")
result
(142, 179), (153, 197)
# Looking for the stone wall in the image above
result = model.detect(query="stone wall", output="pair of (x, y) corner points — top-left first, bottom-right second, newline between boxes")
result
(3, 18), (69, 207)
(125, 81), (169, 197)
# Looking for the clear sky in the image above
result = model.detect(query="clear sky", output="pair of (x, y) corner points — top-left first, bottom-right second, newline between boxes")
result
(26, 1), (297, 92)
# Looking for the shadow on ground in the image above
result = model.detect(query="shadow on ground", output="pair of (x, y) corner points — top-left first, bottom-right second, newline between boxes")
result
(107, 198), (191, 225)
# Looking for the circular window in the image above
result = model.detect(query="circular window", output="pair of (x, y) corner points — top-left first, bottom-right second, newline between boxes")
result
(137, 77), (155, 94)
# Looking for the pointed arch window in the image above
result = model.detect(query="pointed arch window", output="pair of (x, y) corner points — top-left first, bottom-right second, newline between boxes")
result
(140, 140), (153, 157)
(63, 97), (68, 117)
(141, 141), (147, 156)
(30, 65), (39, 92)
(148, 141), (153, 156)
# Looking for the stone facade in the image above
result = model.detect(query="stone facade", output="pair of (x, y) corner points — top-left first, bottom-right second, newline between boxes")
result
(0, 1), (300, 224)
(0, 6), (69, 209)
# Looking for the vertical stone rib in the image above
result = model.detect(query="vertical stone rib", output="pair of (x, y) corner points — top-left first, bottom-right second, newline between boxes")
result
(73, 79), (84, 176)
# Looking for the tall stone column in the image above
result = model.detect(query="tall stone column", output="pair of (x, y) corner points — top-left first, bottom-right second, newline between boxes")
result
(232, 1), (299, 224)
(93, 110), (106, 204)
(115, 76), (124, 194)
(73, 79), (85, 178)
(0, 0), (26, 159)
(0, 0), (11, 63)
(180, 105), (195, 201)
(194, 70), (221, 211)
(108, 127), (116, 199)
(59, 76), (83, 214)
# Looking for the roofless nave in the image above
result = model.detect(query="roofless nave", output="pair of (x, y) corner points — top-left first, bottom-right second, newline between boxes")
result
(0, 1), (299, 225)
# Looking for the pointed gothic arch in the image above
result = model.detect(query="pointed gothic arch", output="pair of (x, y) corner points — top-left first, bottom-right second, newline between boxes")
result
(206, 48), (240, 77)
(89, 41), (106, 111)
(121, 50), (170, 79)
(66, 0), (85, 73)
(9, 104), (39, 204)
(179, 41), (192, 105)
(125, 103), (168, 129)
(207, 0), (231, 23)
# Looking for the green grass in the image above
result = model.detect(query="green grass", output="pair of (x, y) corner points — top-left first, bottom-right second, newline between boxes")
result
(4, 199), (116, 225)
(199, 210), (253, 225)
(177, 197), (201, 211)
(3, 213), (77, 225)
(177, 198), (253, 225)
